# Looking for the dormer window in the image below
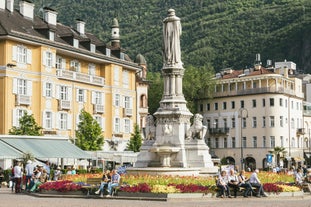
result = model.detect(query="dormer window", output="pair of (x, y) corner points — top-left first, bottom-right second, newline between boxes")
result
(49, 31), (55, 41)
(73, 39), (79, 48)
(106, 48), (111, 57)
(90, 44), (96, 53)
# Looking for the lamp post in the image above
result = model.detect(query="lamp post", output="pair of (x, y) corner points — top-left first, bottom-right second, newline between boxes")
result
(238, 108), (248, 171)
(309, 129), (311, 167)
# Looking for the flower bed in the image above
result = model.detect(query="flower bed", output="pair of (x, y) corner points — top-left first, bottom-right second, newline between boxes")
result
(39, 180), (83, 192)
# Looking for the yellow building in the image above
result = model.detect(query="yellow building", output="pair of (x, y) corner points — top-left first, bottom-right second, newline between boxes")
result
(0, 0), (146, 150)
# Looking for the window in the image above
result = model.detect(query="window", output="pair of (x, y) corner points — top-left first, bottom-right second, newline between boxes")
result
(59, 113), (68, 130)
(224, 118), (227, 128)
(231, 101), (235, 109)
(242, 117), (246, 128)
(262, 98), (266, 107)
(114, 117), (120, 133)
(291, 118), (295, 129)
(253, 136), (257, 148)
(114, 94), (120, 107)
(252, 99), (256, 108)
(207, 120), (210, 128)
(291, 137), (295, 147)
(207, 103), (210, 111)
(77, 89), (85, 103)
(231, 118), (235, 128)
(14, 109), (27, 127)
(70, 60), (80, 72)
(94, 116), (104, 131)
(215, 138), (219, 148)
(262, 116), (266, 128)
(114, 66), (120, 85)
(92, 91), (103, 105)
(242, 137), (246, 148)
(49, 31), (55, 41)
(280, 116), (284, 127)
(240, 100), (244, 108)
(270, 98), (274, 106)
(285, 99), (288, 108)
(106, 48), (111, 57)
(124, 96), (131, 108)
(214, 119), (219, 128)
(224, 138), (227, 148)
(60, 86), (68, 100)
(270, 116), (275, 127)
(17, 79), (27, 95)
(44, 111), (52, 129)
(44, 51), (53, 68)
(90, 44), (96, 53)
(124, 119), (130, 133)
(280, 136), (284, 147)
(232, 137), (236, 148)
(45, 83), (52, 97)
(88, 64), (96, 76)
(122, 70), (129, 88)
(252, 117), (257, 128)
(270, 136), (275, 148)
(73, 38), (79, 48)
(223, 102), (227, 110)
(263, 136), (266, 148)
(214, 103), (218, 110)
(56, 56), (65, 69)
(291, 101), (294, 109)
(199, 104), (203, 112)
(280, 98), (283, 107)
(13, 45), (31, 64)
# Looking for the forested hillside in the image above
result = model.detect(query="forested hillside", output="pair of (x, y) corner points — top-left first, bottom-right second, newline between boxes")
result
(29, 0), (311, 73)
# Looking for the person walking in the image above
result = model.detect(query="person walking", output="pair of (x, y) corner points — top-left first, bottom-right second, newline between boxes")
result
(13, 162), (22, 193)
(25, 160), (34, 191)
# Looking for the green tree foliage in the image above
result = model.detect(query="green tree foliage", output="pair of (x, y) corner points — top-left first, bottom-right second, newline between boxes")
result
(147, 72), (163, 115)
(127, 124), (142, 152)
(31, 0), (311, 73)
(270, 146), (287, 167)
(9, 112), (42, 136)
(76, 109), (104, 151)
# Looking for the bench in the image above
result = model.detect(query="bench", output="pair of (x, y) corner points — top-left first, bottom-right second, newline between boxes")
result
(215, 177), (256, 197)
(81, 177), (102, 196)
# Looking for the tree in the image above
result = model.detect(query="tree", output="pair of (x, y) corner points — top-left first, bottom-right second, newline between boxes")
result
(9, 112), (42, 136)
(270, 146), (287, 167)
(76, 109), (104, 151)
(127, 124), (142, 152)
(147, 72), (163, 115)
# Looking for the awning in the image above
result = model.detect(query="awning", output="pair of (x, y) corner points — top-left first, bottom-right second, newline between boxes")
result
(0, 137), (91, 159)
(0, 141), (23, 159)
(293, 157), (305, 162)
(90, 151), (138, 163)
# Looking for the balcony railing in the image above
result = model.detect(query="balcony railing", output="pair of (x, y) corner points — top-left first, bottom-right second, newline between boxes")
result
(209, 127), (230, 135)
(56, 69), (105, 86)
(213, 87), (303, 98)
(15, 94), (31, 105)
(123, 108), (133, 117)
(297, 128), (305, 135)
(58, 100), (71, 110)
(93, 104), (104, 114)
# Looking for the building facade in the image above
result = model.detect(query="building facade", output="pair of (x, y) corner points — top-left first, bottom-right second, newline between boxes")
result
(198, 55), (311, 170)
(0, 0), (147, 152)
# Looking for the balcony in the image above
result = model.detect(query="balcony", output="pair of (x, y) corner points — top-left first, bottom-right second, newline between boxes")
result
(15, 94), (31, 105)
(93, 104), (104, 114)
(297, 128), (305, 135)
(138, 107), (149, 115)
(123, 108), (133, 117)
(56, 69), (105, 86)
(209, 127), (230, 135)
(58, 100), (71, 110)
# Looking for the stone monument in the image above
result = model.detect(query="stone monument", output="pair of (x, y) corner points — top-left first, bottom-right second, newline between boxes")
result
(131, 9), (217, 176)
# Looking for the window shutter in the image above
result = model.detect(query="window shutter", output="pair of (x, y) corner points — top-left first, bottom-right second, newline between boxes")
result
(130, 97), (133, 108)
(68, 87), (72, 101)
(52, 53), (56, 68)
(76, 88), (79, 102)
(55, 113), (59, 129)
(67, 114), (72, 130)
(130, 120), (133, 133)
(12, 78), (17, 94)
(120, 119), (124, 133)
(52, 112), (55, 129)
(12, 46), (17, 61)
(42, 51), (47, 66)
(12, 109), (17, 127)
(42, 82), (46, 97)
(112, 93), (115, 106)
(61, 58), (66, 69)
(27, 80), (32, 96)
(91, 91), (96, 104)
(102, 117), (105, 131)
(76, 114), (80, 130)
(121, 95), (125, 108)
(26, 49), (32, 64)
(83, 90), (87, 103)
(42, 111), (46, 129)
(101, 92), (105, 105)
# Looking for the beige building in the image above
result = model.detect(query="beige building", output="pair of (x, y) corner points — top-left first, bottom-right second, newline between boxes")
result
(0, 0), (148, 155)
(198, 55), (311, 170)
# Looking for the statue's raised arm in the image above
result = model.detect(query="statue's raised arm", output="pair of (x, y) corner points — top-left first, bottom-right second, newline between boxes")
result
(163, 9), (183, 68)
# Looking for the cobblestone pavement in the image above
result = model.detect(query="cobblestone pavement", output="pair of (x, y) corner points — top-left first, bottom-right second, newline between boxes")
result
(1, 187), (311, 207)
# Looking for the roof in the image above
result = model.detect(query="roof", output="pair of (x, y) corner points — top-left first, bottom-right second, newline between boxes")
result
(221, 67), (275, 79)
(0, 136), (91, 159)
(0, 141), (23, 159)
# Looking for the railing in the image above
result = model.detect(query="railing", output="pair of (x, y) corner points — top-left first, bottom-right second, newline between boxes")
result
(123, 108), (133, 117)
(58, 100), (71, 110)
(138, 107), (148, 114)
(93, 104), (104, 114)
(297, 128), (305, 135)
(209, 127), (230, 135)
(15, 94), (31, 105)
(56, 69), (105, 86)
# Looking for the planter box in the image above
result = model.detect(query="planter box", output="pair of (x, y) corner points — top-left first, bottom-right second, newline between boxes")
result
(118, 192), (167, 198)
(267, 191), (304, 197)
(39, 190), (84, 196)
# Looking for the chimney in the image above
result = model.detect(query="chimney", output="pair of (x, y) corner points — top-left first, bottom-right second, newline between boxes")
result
(76, 19), (85, 35)
(0, 0), (5, 10)
(6, 0), (14, 12)
(44, 7), (58, 26)
(19, 0), (34, 20)
(254, 53), (262, 70)
(111, 18), (120, 47)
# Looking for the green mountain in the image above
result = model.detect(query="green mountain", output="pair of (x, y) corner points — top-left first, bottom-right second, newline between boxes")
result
(30, 0), (311, 73)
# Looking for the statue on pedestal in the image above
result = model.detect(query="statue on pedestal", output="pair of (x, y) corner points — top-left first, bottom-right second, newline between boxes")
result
(186, 114), (207, 140)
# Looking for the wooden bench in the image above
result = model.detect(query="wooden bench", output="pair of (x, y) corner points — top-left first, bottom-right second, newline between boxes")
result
(81, 177), (102, 196)
(215, 177), (256, 197)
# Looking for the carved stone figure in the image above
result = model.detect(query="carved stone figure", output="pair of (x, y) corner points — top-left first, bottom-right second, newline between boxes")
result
(186, 114), (207, 140)
(162, 9), (182, 68)
(145, 115), (156, 140)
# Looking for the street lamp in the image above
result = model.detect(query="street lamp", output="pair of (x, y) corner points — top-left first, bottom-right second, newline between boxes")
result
(238, 108), (248, 171)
